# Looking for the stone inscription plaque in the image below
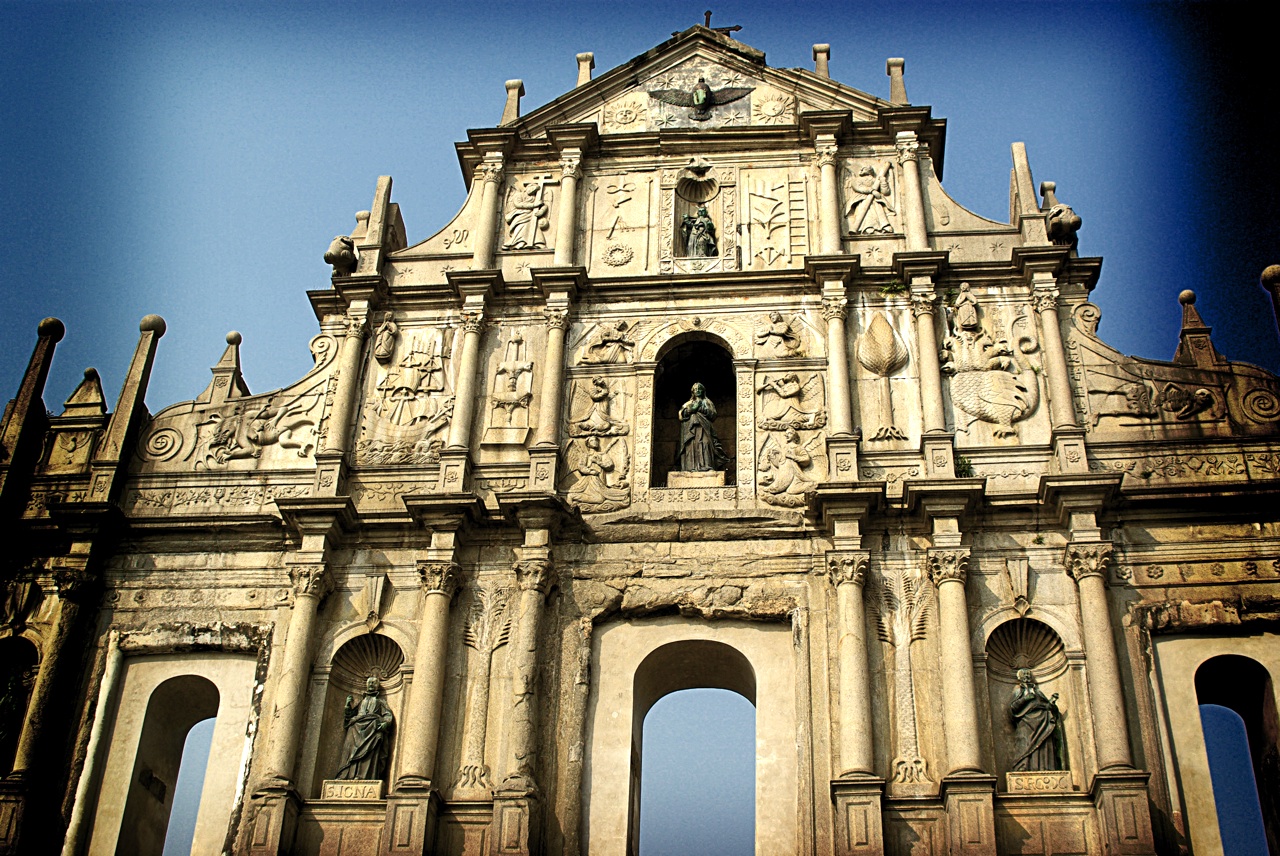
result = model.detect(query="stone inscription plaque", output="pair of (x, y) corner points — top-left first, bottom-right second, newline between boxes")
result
(1006, 771), (1071, 793)
(321, 778), (384, 801)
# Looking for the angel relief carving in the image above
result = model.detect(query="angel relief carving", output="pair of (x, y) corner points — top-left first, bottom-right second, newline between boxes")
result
(192, 393), (320, 469)
(757, 427), (824, 507)
(754, 312), (804, 358)
(564, 436), (631, 514)
(757, 372), (827, 430)
(577, 320), (635, 365)
(569, 377), (629, 437)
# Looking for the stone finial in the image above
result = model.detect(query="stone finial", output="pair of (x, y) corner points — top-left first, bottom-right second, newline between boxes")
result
(502, 79), (525, 125)
(1039, 181), (1059, 207)
(576, 52), (595, 87)
(1261, 264), (1280, 339)
(813, 44), (831, 78)
(62, 368), (107, 417)
(886, 58), (908, 105)
(1040, 181), (1082, 247)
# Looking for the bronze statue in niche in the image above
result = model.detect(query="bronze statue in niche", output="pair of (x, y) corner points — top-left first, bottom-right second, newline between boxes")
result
(336, 675), (395, 780)
(677, 382), (728, 472)
(1009, 668), (1066, 772)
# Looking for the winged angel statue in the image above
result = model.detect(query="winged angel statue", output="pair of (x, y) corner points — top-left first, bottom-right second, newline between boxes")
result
(649, 76), (753, 121)
(564, 436), (631, 514)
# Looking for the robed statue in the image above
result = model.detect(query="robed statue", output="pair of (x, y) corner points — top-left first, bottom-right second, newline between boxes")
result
(680, 207), (717, 258)
(335, 675), (395, 780)
(677, 382), (728, 472)
(1009, 668), (1066, 771)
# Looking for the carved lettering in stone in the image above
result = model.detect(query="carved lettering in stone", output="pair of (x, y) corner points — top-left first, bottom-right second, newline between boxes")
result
(845, 162), (896, 235)
(859, 312), (910, 441)
(757, 372), (826, 430)
(870, 569), (934, 786)
(1006, 772), (1071, 793)
(940, 283), (1040, 438)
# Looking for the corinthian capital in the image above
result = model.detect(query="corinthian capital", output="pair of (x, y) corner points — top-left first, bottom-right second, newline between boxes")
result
(909, 289), (937, 318)
(475, 159), (505, 186)
(560, 155), (582, 181)
(343, 314), (368, 339)
(544, 307), (568, 330)
(826, 552), (869, 588)
(289, 563), (335, 600)
(417, 560), (460, 597)
(1064, 544), (1114, 584)
(515, 558), (554, 593)
(822, 294), (848, 322)
(1032, 286), (1061, 313)
(895, 139), (920, 164)
(460, 309), (485, 334)
(815, 140), (839, 168)
(926, 548), (970, 585)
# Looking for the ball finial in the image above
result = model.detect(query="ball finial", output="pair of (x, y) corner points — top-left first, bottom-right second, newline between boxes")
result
(227, 331), (242, 345)
(38, 317), (65, 342)
(139, 314), (167, 335)
(1260, 264), (1280, 292)
(1178, 289), (1196, 306)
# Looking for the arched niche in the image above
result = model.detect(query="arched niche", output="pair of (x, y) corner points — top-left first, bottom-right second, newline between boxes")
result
(117, 675), (220, 856)
(629, 640), (756, 854)
(0, 636), (38, 774)
(314, 632), (406, 793)
(651, 334), (737, 487)
(584, 618), (799, 856)
(1195, 655), (1279, 851)
(983, 617), (1081, 788)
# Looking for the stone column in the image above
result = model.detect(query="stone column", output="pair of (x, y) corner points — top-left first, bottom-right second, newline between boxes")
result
(501, 554), (553, 793)
(262, 563), (334, 785)
(447, 307), (487, 450)
(553, 153), (581, 267)
(472, 156), (505, 270)
(1065, 543), (1134, 770)
(823, 286), (854, 436)
(323, 312), (369, 455)
(533, 304), (569, 449)
(396, 561), (459, 788)
(1031, 275), (1077, 430)
(895, 132), (929, 252)
(61, 630), (123, 856)
(827, 552), (874, 775)
(817, 136), (843, 254)
(910, 284), (946, 433)
(927, 548), (983, 775)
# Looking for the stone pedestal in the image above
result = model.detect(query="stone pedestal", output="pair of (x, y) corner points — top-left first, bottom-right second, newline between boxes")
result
(439, 447), (471, 493)
(941, 774), (998, 856)
(825, 434), (861, 482)
(1091, 770), (1155, 855)
(666, 470), (724, 488)
(490, 791), (540, 856)
(830, 776), (885, 856)
(0, 780), (26, 856)
(381, 789), (440, 856)
(528, 446), (558, 492)
(244, 788), (301, 856)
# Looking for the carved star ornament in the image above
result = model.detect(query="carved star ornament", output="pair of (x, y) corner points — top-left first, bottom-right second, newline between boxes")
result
(648, 76), (754, 121)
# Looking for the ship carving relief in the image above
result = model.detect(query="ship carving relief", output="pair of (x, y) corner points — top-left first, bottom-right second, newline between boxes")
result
(357, 326), (455, 465)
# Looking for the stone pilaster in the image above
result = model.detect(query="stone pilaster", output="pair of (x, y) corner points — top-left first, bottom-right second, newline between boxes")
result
(827, 552), (874, 775)
(396, 561), (459, 788)
(60, 630), (123, 856)
(895, 132), (929, 252)
(926, 548), (984, 776)
(822, 287), (855, 437)
(816, 137), (843, 254)
(553, 154), (581, 266)
(473, 155), (505, 270)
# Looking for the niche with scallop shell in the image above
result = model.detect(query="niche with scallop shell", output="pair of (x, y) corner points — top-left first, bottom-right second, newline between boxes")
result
(983, 618), (1082, 788)
(313, 633), (407, 793)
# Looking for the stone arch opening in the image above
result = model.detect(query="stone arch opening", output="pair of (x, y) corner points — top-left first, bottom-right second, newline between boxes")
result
(0, 636), (38, 775)
(1195, 654), (1279, 852)
(651, 335), (737, 487)
(116, 674), (220, 856)
(627, 639), (756, 854)
(316, 632), (405, 791)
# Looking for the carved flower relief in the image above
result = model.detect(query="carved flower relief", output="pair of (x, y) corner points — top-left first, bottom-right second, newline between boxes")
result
(603, 98), (649, 132)
(751, 92), (795, 126)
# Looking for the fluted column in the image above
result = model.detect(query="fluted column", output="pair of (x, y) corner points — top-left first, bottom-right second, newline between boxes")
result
(446, 307), (486, 450)
(533, 305), (569, 448)
(1065, 544), (1134, 770)
(895, 132), (929, 251)
(927, 549), (983, 775)
(1032, 276), (1078, 429)
(263, 563), (334, 785)
(323, 313), (369, 455)
(472, 156), (505, 270)
(828, 552), (874, 775)
(817, 136), (843, 254)
(501, 554), (553, 793)
(61, 630), (123, 856)
(553, 153), (581, 266)
(911, 284), (946, 433)
(823, 287), (854, 436)
(396, 561), (459, 788)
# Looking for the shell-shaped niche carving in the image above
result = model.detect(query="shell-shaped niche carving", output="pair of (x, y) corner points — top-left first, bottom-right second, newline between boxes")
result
(331, 633), (405, 694)
(985, 618), (1066, 683)
(675, 158), (720, 203)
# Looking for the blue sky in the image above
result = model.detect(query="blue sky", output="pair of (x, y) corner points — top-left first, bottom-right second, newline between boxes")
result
(2, 1), (1276, 410)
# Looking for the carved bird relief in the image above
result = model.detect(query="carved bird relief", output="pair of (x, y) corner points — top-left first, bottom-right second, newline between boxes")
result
(648, 76), (753, 121)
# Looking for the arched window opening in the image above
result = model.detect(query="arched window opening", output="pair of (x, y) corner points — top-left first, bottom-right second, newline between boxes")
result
(629, 640), (756, 856)
(117, 675), (219, 856)
(640, 688), (754, 856)
(652, 337), (736, 487)
(0, 636), (38, 775)
(161, 717), (215, 856)
(1196, 655), (1278, 854)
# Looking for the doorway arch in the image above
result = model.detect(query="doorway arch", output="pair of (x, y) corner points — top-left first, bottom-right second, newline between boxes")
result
(583, 618), (799, 856)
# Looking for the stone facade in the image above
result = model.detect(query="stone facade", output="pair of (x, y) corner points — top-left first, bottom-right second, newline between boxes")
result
(2, 24), (1278, 856)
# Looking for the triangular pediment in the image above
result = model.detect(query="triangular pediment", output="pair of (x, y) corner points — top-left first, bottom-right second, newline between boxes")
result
(508, 26), (887, 139)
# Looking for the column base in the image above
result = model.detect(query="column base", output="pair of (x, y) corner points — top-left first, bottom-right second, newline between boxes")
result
(0, 779), (29, 856)
(941, 773), (997, 856)
(489, 789), (540, 856)
(242, 786), (301, 856)
(826, 433), (862, 483)
(1052, 427), (1089, 474)
(922, 432), (956, 478)
(830, 775), (885, 856)
(382, 787), (441, 856)
(528, 446), (559, 493)
(1090, 769), (1155, 855)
